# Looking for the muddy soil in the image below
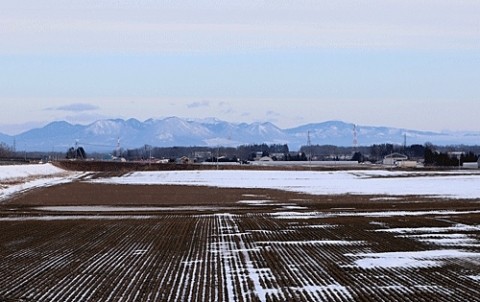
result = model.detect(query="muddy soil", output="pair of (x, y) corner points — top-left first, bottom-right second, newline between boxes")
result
(0, 180), (479, 301)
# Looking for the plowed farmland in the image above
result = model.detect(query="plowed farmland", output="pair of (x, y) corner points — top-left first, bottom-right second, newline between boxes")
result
(1, 179), (479, 301)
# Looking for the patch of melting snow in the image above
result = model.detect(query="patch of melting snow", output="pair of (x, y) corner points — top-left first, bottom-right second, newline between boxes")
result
(258, 240), (364, 246)
(237, 200), (272, 205)
(345, 249), (480, 269)
(214, 214), (265, 301)
(181, 260), (203, 265)
(370, 197), (403, 201)
(377, 224), (480, 247)
(0, 164), (85, 202)
(229, 248), (261, 253)
(270, 211), (325, 219)
(468, 275), (480, 281)
(291, 285), (352, 299)
(90, 170), (480, 199)
(0, 176), (82, 202)
(0, 163), (68, 180)
(218, 232), (252, 238)
(132, 249), (148, 256)
(242, 194), (267, 198)
(347, 210), (480, 218)
(271, 210), (480, 220)
(247, 229), (295, 234)
(418, 238), (479, 247)
(290, 224), (338, 229)
(370, 221), (388, 227)
(289, 198), (311, 202)
(377, 224), (480, 234)
(281, 205), (308, 210)
(403, 233), (470, 239)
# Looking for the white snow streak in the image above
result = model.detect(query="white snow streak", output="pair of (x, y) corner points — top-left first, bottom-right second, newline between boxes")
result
(270, 210), (480, 220)
(346, 250), (480, 269)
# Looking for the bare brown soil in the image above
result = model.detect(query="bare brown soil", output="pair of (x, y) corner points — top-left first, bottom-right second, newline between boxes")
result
(0, 178), (479, 301)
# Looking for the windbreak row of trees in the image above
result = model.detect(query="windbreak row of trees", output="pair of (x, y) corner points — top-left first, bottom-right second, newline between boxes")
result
(424, 148), (478, 166)
(299, 143), (427, 162)
(119, 143), (424, 163)
(0, 141), (479, 167)
(114, 142), (479, 167)
(119, 144), (291, 162)
(0, 143), (13, 158)
(301, 143), (479, 166)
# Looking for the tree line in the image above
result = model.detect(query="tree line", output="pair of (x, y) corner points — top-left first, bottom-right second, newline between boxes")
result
(117, 144), (291, 162)
(0, 141), (479, 167)
(115, 142), (479, 166)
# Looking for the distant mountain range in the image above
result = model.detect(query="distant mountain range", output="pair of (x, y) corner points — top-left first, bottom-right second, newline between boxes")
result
(1, 117), (479, 152)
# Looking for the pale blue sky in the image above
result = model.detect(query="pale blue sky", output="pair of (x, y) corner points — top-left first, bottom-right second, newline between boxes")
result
(1, 0), (479, 134)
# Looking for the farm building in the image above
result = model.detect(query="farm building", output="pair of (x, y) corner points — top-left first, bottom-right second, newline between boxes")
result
(462, 162), (478, 169)
(258, 156), (274, 162)
(396, 160), (418, 168)
(383, 153), (408, 166)
(177, 156), (193, 164)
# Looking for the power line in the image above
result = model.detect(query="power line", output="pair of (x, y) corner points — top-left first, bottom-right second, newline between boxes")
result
(75, 142), (117, 148)
(353, 124), (358, 150)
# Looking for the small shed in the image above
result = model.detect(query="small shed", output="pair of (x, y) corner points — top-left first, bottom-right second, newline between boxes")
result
(178, 156), (193, 164)
(463, 162), (478, 169)
(259, 156), (273, 162)
(397, 160), (418, 168)
(383, 153), (408, 166)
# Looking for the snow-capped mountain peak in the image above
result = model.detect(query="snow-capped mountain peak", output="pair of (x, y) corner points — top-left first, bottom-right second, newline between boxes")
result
(2, 117), (479, 152)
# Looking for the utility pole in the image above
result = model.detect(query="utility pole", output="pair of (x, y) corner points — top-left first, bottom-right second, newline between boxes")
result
(75, 140), (79, 159)
(353, 124), (358, 152)
(307, 131), (312, 169)
(116, 137), (121, 158)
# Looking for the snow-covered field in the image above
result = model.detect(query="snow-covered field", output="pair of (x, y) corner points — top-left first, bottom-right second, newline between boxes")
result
(3, 164), (480, 200)
(0, 163), (81, 201)
(91, 169), (480, 199)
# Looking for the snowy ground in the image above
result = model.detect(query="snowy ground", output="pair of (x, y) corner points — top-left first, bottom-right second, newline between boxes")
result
(91, 169), (480, 199)
(0, 163), (82, 201)
(3, 164), (480, 200)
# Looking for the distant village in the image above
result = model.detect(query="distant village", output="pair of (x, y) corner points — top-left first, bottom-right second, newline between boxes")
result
(2, 141), (479, 169)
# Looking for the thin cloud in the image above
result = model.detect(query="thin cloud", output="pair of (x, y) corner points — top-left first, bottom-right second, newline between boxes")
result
(266, 110), (281, 118)
(187, 101), (210, 109)
(265, 110), (282, 124)
(218, 101), (235, 114)
(46, 103), (99, 112)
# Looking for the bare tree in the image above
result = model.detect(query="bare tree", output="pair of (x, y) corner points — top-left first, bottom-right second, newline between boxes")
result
(0, 142), (13, 158)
